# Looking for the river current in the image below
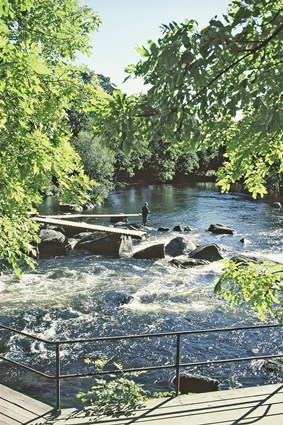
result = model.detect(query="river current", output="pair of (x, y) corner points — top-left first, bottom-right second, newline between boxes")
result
(0, 183), (282, 407)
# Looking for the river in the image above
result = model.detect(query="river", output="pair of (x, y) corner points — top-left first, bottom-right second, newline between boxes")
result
(0, 183), (282, 407)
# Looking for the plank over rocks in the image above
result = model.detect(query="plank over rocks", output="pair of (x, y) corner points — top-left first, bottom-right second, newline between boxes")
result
(34, 216), (145, 239)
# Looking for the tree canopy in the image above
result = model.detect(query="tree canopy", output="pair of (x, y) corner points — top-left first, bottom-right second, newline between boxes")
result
(215, 260), (283, 321)
(1, 0), (282, 293)
(95, 0), (282, 198)
(0, 0), (106, 276)
(91, 0), (283, 321)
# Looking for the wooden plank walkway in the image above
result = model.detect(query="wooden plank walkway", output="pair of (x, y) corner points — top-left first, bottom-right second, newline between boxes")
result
(1, 383), (283, 424)
(0, 384), (53, 425)
(34, 217), (146, 240)
(39, 214), (141, 219)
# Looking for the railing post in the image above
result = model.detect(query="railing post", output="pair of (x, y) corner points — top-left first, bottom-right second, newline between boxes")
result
(55, 342), (61, 411)
(175, 333), (181, 396)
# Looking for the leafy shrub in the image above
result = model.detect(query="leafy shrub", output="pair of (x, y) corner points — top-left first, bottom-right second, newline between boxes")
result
(77, 358), (148, 418)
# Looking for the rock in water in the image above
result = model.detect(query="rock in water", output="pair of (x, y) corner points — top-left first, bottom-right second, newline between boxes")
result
(165, 237), (196, 257)
(75, 233), (132, 257)
(208, 223), (235, 235)
(169, 257), (209, 268)
(172, 372), (219, 394)
(189, 244), (224, 262)
(133, 243), (165, 260)
(38, 229), (71, 258)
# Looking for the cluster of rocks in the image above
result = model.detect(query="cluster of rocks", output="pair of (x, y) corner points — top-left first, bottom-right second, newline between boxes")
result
(36, 220), (238, 267)
(36, 219), (276, 277)
(37, 228), (132, 258)
(35, 216), (242, 260)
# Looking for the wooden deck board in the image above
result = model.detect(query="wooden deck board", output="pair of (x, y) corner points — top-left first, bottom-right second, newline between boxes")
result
(51, 383), (283, 424)
(0, 384), (53, 425)
(0, 414), (20, 425)
(0, 384), (283, 425)
(1, 400), (37, 422)
(34, 217), (146, 239)
(2, 384), (282, 424)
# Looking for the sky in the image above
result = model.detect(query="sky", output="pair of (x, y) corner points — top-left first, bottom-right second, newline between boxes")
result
(78, 0), (232, 94)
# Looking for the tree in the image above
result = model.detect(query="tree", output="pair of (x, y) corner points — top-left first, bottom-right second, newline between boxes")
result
(72, 130), (115, 203)
(0, 0), (103, 276)
(93, 0), (283, 319)
(105, 0), (282, 198)
(215, 260), (283, 321)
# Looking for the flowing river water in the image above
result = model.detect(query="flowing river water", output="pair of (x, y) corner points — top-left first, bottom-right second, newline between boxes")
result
(0, 183), (283, 407)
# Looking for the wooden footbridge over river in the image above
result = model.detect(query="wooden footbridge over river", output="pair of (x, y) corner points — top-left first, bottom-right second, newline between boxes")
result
(34, 213), (146, 239)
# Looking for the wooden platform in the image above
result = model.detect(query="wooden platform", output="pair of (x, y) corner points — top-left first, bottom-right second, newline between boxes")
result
(0, 384), (53, 425)
(1, 383), (283, 424)
(39, 214), (141, 219)
(34, 216), (146, 240)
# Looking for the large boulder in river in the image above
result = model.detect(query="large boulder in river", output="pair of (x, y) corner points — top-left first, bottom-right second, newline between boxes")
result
(75, 233), (132, 257)
(189, 244), (223, 262)
(172, 372), (219, 394)
(133, 243), (165, 260)
(38, 229), (71, 257)
(208, 223), (235, 235)
(169, 257), (209, 268)
(165, 237), (196, 257)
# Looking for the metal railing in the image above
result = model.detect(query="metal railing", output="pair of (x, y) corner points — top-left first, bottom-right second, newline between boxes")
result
(0, 323), (282, 410)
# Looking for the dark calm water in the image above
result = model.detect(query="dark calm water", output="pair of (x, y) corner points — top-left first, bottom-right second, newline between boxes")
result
(1, 183), (282, 407)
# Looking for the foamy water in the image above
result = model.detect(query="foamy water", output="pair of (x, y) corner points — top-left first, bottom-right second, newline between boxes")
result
(1, 184), (282, 406)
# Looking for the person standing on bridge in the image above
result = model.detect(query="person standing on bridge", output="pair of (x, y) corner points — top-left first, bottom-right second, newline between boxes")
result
(141, 202), (150, 226)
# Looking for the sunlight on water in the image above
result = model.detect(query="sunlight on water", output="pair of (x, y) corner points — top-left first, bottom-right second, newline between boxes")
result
(1, 184), (282, 406)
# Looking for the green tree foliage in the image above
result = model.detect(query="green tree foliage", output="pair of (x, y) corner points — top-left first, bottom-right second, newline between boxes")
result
(142, 139), (199, 183)
(98, 0), (282, 197)
(0, 0), (103, 276)
(215, 261), (283, 321)
(67, 70), (114, 138)
(92, 89), (153, 180)
(93, 88), (202, 183)
(72, 130), (115, 203)
(92, 0), (283, 319)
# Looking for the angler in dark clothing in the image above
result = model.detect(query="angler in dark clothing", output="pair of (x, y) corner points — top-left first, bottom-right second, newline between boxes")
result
(142, 202), (150, 226)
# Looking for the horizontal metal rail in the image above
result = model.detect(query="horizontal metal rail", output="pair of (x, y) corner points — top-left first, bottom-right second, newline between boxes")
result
(59, 352), (283, 379)
(0, 323), (53, 344)
(0, 355), (55, 379)
(1, 323), (282, 410)
(2, 322), (280, 345)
